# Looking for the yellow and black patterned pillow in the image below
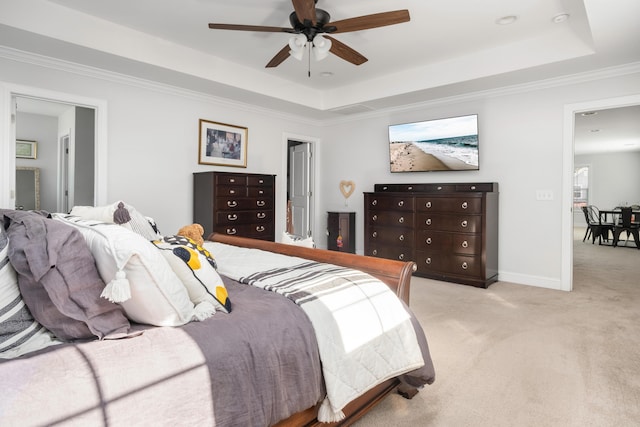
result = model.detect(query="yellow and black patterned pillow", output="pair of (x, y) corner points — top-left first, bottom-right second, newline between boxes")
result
(153, 235), (231, 316)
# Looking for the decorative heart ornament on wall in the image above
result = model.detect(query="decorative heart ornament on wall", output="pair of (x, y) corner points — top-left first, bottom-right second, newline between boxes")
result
(339, 180), (355, 199)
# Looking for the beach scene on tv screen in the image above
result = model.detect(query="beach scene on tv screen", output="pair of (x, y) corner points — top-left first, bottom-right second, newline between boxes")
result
(389, 115), (479, 172)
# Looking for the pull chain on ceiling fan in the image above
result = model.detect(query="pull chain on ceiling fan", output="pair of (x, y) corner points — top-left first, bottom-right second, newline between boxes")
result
(208, 0), (410, 72)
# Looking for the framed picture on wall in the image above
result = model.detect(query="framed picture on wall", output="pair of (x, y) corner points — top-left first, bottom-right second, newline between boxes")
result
(198, 119), (247, 167)
(16, 140), (37, 159)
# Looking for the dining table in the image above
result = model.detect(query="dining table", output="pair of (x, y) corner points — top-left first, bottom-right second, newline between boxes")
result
(598, 208), (640, 248)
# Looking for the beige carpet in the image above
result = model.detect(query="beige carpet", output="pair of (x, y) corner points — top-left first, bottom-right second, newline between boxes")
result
(355, 227), (640, 426)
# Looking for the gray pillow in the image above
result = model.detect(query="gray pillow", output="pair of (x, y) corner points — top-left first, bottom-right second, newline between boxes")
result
(1, 210), (131, 341)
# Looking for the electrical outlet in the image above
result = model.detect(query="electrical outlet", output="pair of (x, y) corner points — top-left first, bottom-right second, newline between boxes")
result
(536, 190), (554, 201)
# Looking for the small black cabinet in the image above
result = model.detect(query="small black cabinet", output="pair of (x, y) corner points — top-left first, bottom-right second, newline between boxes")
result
(327, 211), (356, 253)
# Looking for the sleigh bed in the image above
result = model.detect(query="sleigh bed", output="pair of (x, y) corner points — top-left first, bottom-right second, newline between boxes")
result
(0, 218), (434, 427)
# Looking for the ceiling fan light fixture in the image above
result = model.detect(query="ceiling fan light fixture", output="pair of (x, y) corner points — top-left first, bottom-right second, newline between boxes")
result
(312, 35), (332, 61)
(288, 34), (307, 60)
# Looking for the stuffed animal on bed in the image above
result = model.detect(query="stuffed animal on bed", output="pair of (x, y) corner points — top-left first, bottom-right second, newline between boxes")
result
(177, 223), (205, 247)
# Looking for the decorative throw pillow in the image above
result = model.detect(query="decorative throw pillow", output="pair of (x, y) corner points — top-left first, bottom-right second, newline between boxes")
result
(0, 228), (61, 358)
(71, 201), (161, 240)
(1, 210), (131, 341)
(53, 214), (196, 327)
(153, 235), (231, 318)
(282, 231), (315, 248)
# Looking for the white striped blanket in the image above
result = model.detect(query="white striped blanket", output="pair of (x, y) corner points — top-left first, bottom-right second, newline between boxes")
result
(205, 242), (425, 422)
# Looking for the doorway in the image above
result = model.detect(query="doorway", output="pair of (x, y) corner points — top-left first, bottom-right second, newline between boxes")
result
(562, 94), (640, 291)
(0, 84), (108, 210)
(285, 135), (316, 241)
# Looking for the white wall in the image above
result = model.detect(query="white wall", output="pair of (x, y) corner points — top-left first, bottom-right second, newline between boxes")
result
(1, 52), (639, 290)
(575, 151), (640, 210)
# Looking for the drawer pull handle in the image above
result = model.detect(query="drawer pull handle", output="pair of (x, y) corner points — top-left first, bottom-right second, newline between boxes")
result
(461, 220), (468, 228)
(462, 201), (468, 209)
(399, 235), (405, 241)
(437, 186), (443, 190)
(256, 226), (265, 232)
(227, 214), (238, 221)
(462, 262), (468, 270)
(372, 214), (378, 221)
(259, 179), (264, 184)
(426, 237), (432, 244)
(398, 254), (405, 260)
(229, 190), (236, 194)
(425, 257), (432, 265)
(229, 178), (236, 183)
(259, 190), (264, 194)
(372, 200), (378, 206)
(382, 186), (388, 190)
(398, 200), (404, 207)
(471, 186), (476, 190)
(372, 231), (378, 238)
(226, 228), (237, 235)
(227, 201), (238, 208)
(425, 218), (432, 226)
(257, 212), (266, 219)
(407, 186), (413, 190)
(462, 240), (469, 248)
(257, 200), (266, 207)
(398, 217), (405, 224)
(425, 201), (432, 208)
(373, 249), (378, 255)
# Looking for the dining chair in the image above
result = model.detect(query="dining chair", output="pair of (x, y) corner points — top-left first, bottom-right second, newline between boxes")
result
(589, 205), (614, 243)
(581, 206), (607, 244)
(612, 207), (640, 249)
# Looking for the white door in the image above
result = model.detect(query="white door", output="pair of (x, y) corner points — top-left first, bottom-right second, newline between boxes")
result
(289, 142), (312, 238)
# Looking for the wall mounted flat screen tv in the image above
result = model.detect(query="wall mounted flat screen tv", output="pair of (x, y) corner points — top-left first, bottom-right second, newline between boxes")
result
(389, 114), (479, 172)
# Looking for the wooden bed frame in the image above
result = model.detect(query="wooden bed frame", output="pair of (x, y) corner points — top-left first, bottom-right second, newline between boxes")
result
(210, 234), (419, 426)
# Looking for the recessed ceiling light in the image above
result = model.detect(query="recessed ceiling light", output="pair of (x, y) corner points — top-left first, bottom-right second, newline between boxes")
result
(581, 111), (598, 116)
(590, 129), (600, 133)
(495, 15), (518, 25)
(319, 71), (334, 77)
(552, 13), (570, 23)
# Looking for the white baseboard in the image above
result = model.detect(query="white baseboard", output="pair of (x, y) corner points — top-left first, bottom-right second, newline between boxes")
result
(496, 271), (565, 291)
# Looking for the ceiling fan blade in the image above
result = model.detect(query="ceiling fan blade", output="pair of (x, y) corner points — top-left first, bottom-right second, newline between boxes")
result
(325, 36), (367, 66)
(291, 0), (317, 25)
(265, 45), (291, 68)
(208, 23), (295, 33)
(328, 10), (410, 34)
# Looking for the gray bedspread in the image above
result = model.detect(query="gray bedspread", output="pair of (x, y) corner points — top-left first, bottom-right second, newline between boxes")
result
(0, 277), (434, 427)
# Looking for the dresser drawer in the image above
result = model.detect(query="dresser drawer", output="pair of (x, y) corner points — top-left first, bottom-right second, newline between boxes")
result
(215, 174), (247, 186)
(217, 185), (247, 197)
(416, 197), (482, 213)
(366, 195), (414, 211)
(368, 211), (414, 227)
(248, 186), (273, 198)
(417, 231), (480, 255)
(216, 210), (273, 225)
(216, 197), (273, 211)
(366, 226), (414, 246)
(415, 251), (482, 277)
(365, 244), (413, 262)
(214, 223), (274, 239)
(248, 175), (274, 186)
(417, 213), (481, 233)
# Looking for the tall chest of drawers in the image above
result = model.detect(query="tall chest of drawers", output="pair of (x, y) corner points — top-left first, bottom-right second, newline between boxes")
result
(364, 183), (498, 288)
(193, 171), (276, 241)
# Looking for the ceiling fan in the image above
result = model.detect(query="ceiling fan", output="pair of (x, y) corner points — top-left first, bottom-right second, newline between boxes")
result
(208, 0), (410, 69)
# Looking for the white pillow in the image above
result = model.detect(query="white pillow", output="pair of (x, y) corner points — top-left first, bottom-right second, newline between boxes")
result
(0, 229), (61, 358)
(52, 214), (195, 326)
(281, 231), (315, 248)
(71, 201), (161, 241)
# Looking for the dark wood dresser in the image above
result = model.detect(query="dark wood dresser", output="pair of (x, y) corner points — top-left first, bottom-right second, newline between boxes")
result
(364, 182), (498, 288)
(193, 171), (276, 241)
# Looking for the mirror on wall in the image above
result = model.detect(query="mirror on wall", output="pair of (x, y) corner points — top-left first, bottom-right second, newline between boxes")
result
(15, 167), (40, 210)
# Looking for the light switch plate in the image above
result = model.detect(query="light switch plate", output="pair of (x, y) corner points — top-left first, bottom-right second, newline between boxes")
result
(536, 190), (554, 201)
